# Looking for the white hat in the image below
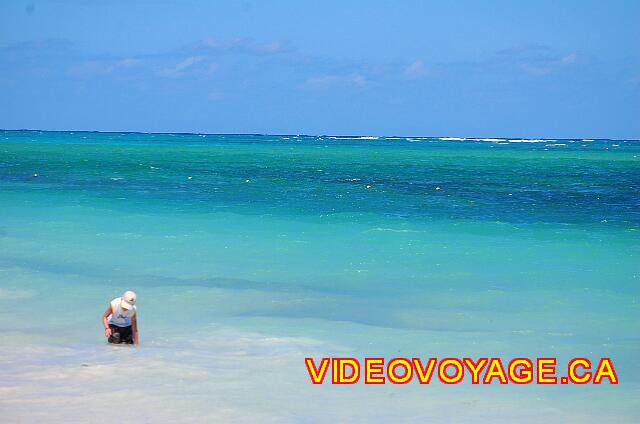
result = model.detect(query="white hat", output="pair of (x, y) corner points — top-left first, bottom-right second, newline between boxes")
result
(121, 291), (137, 310)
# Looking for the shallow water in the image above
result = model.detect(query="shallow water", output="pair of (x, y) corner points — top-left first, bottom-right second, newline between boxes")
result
(1, 131), (638, 422)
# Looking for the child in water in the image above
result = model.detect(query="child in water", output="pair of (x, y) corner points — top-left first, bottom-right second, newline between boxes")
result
(102, 291), (139, 345)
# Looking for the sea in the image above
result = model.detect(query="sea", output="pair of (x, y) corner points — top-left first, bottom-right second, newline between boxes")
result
(0, 130), (638, 423)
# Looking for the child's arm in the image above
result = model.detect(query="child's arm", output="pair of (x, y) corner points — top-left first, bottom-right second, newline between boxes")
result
(132, 314), (139, 345)
(102, 305), (113, 338)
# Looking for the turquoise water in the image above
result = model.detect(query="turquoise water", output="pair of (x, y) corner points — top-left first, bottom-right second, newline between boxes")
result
(1, 130), (638, 422)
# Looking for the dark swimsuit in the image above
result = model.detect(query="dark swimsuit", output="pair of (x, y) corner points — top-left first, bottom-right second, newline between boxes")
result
(108, 324), (133, 344)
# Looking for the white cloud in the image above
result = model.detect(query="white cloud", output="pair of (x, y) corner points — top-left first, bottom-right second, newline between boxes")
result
(66, 57), (143, 76)
(257, 41), (284, 54)
(560, 52), (589, 66)
(518, 52), (589, 76)
(117, 58), (143, 68)
(403, 60), (427, 80)
(304, 74), (367, 90)
(157, 56), (206, 78)
(493, 46), (591, 77)
(193, 37), (289, 55)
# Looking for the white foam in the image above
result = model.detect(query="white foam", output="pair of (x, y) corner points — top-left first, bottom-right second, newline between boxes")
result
(439, 137), (466, 141)
(364, 227), (424, 233)
(328, 136), (379, 140)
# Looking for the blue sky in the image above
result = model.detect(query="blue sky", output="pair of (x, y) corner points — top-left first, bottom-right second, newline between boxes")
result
(1, 0), (638, 138)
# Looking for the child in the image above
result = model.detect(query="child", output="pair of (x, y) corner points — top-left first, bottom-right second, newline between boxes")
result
(102, 291), (139, 345)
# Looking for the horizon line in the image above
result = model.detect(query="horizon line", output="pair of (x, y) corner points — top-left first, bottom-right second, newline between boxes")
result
(1, 128), (638, 142)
